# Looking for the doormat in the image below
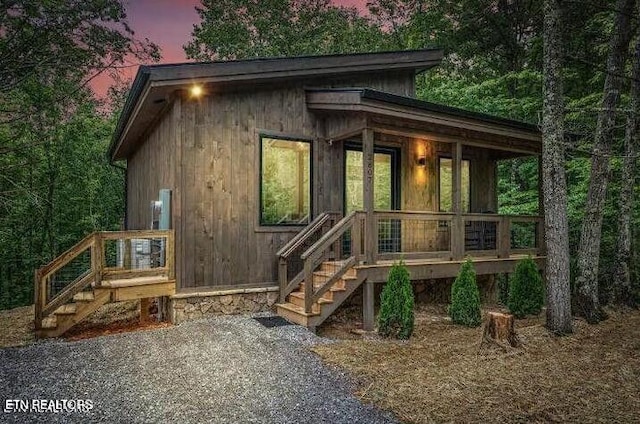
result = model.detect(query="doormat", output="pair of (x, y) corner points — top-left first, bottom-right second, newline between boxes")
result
(253, 316), (294, 328)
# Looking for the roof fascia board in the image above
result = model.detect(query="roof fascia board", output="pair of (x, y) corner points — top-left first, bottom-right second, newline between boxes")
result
(149, 60), (440, 88)
(306, 90), (541, 143)
(111, 79), (152, 160)
(147, 50), (443, 83)
(360, 100), (542, 142)
(368, 123), (540, 155)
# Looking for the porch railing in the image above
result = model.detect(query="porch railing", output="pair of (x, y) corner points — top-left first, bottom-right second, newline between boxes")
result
(277, 210), (544, 312)
(34, 230), (174, 329)
(372, 211), (544, 262)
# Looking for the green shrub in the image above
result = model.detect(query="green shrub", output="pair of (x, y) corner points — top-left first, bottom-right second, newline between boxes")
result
(378, 261), (414, 339)
(449, 259), (482, 327)
(508, 256), (545, 318)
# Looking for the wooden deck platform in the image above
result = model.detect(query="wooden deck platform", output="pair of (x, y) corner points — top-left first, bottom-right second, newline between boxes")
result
(34, 230), (176, 338)
(356, 255), (546, 282)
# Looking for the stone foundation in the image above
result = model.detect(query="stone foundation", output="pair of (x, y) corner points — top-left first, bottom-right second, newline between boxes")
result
(170, 287), (279, 324)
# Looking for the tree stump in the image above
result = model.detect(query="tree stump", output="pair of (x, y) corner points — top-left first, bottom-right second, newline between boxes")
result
(483, 312), (521, 349)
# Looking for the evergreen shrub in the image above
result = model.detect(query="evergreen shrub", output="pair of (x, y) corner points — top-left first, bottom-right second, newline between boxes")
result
(508, 256), (544, 318)
(449, 259), (482, 327)
(378, 261), (415, 339)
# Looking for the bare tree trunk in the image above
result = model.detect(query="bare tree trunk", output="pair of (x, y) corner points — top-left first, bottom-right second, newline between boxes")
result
(612, 33), (640, 307)
(542, 0), (572, 334)
(575, 0), (636, 323)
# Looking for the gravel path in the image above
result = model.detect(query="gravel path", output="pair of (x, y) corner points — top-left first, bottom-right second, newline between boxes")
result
(0, 315), (396, 423)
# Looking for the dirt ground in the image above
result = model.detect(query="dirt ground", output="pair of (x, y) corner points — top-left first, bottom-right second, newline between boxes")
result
(314, 305), (640, 424)
(0, 300), (168, 348)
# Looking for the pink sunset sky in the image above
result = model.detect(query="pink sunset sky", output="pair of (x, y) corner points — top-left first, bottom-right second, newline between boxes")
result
(94, 0), (367, 96)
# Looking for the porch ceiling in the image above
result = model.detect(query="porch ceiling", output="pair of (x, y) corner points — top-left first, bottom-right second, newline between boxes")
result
(306, 88), (542, 155)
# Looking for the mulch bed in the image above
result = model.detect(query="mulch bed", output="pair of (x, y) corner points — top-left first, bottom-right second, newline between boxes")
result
(64, 317), (172, 341)
(313, 304), (640, 423)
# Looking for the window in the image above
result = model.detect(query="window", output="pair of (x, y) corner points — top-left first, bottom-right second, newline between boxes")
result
(439, 157), (470, 212)
(260, 136), (311, 225)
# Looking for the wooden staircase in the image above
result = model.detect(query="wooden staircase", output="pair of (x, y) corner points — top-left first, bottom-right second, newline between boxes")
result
(276, 260), (363, 328)
(39, 288), (112, 338)
(34, 230), (175, 338)
(275, 212), (366, 329)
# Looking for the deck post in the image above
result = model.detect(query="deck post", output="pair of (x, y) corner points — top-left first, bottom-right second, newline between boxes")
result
(363, 280), (375, 332)
(363, 127), (376, 264)
(451, 141), (464, 260)
(498, 216), (511, 258)
(92, 233), (103, 287)
(278, 258), (287, 303)
(351, 214), (362, 261)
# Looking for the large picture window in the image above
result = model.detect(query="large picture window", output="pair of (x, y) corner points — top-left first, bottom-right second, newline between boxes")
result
(260, 136), (311, 225)
(439, 157), (470, 212)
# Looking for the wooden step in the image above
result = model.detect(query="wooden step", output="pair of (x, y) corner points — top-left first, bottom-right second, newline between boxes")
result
(53, 304), (77, 315)
(100, 275), (169, 288)
(73, 291), (94, 302)
(320, 261), (358, 277)
(289, 291), (333, 304)
(287, 291), (333, 312)
(311, 273), (347, 289)
(276, 302), (319, 327)
(41, 316), (57, 329)
(299, 281), (346, 294)
(44, 289), (111, 338)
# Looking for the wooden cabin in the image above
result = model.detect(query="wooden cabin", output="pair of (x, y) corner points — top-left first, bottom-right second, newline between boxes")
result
(108, 49), (544, 330)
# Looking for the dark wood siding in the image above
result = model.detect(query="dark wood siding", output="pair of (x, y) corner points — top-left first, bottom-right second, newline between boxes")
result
(127, 71), (423, 290)
(126, 101), (183, 283)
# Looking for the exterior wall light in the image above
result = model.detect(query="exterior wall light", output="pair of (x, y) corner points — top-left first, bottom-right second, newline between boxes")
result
(190, 84), (204, 98)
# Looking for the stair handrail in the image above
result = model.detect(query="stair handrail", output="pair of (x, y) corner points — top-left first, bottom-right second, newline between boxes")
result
(277, 212), (341, 302)
(300, 211), (358, 261)
(34, 232), (98, 329)
(37, 232), (97, 280)
(300, 211), (362, 313)
(310, 256), (357, 305)
(277, 212), (332, 258)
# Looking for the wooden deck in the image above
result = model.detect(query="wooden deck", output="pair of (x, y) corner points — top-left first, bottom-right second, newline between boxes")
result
(276, 210), (545, 331)
(34, 230), (175, 338)
(356, 254), (546, 282)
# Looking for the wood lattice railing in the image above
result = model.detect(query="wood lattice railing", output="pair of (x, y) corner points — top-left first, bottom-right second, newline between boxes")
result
(34, 230), (174, 330)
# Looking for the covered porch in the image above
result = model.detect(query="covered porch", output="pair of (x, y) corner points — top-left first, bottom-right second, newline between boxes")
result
(276, 88), (545, 330)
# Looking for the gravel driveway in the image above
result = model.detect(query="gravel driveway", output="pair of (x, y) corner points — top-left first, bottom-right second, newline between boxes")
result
(0, 315), (396, 423)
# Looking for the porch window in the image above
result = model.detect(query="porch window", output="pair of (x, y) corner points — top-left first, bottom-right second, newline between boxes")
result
(439, 157), (470, 212)
(260, 136), (311, 225)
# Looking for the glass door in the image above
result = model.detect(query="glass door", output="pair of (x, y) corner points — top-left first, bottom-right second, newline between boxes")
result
(344, 144), (400, 254)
